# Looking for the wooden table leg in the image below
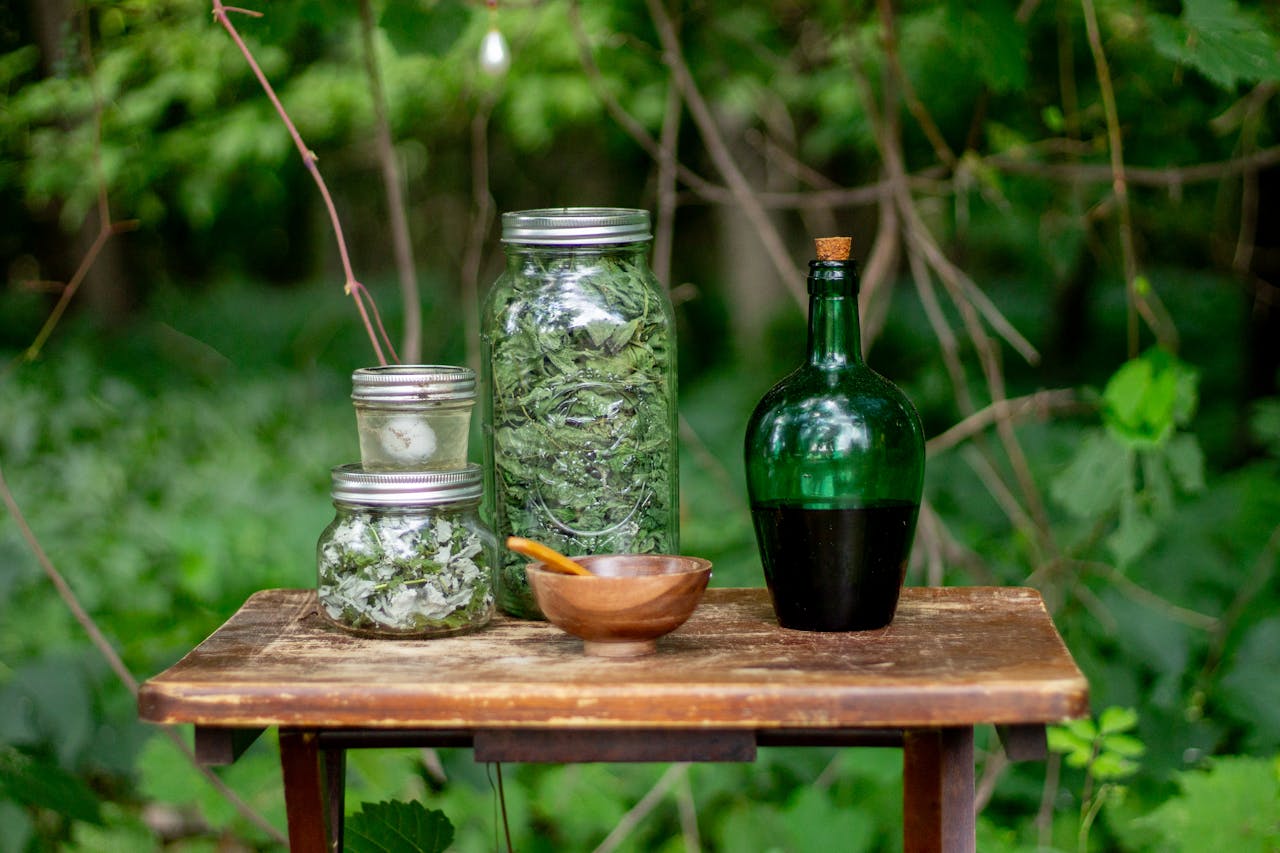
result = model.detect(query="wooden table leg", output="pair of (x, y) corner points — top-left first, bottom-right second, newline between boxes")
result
(903, 727), (975, 853)
(324, 745), (347, 851)
(279, 729), (330, 853)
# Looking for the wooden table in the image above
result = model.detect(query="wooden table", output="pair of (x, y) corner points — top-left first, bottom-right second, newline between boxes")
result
(138, 586), (1088, 852)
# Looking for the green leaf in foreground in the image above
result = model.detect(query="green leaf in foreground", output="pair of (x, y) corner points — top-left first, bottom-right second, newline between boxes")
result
(345, 800), (454, 853)
(1136, 756), (1280, 853)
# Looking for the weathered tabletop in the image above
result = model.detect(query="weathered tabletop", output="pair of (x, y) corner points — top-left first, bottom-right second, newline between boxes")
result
(138, 586), (1088, 731)
(139, 586), (1088, 853)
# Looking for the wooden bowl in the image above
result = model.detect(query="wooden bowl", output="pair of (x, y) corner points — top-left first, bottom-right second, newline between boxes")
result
(525, 555), (713, 657)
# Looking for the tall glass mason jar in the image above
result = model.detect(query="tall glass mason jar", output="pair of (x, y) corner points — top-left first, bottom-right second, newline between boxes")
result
(316, 464), (495, 637)
(481, 208), (679, 619)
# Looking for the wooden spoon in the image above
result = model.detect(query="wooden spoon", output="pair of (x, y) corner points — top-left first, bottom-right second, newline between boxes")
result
(505, 536), (595, 577)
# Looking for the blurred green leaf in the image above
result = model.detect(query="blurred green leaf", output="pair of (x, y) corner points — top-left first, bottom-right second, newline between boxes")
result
(945, 0), (1028, 93)
(381, 0), (472, 58)
(1251, 398), (1280, 457)
(1099, 706), (1139, 735)
(1148, 0), (1280, 90)
(1219, 618), (1280, 753)
(1050, 431), (1129, 520)
(1103, 348), (1198, 448)
(0, 746), (101, 824)
(1137, 756), (1280, 851)
(1108, 495), (1160, 567)
(781, 785), (876, 853)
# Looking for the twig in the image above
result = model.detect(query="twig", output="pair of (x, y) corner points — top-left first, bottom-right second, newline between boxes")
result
(974, 744), (1009, 814)
(1036, 751), (1062, 848)
(211, 0), (394, 365)
(850, 50), (973, 415)
(870, 13), (1053, 549)
(876, 0), (957, 169)
(987, 143), (1280, 188)
(567, 0), (723, 203)
(1231, 83), (1276, 274)
(19, 220), (136, 367)
(653, 69), (683, 288)
(358, 0), (421, 362)
(1078, 0), (1176, 357)
(961, 445), (1041, 547)
(927, 390), (1083, 456)
(643, 0), (805, 308)
(460, 95), (497, 374)
(858, 191), (900, 353)
(905, 237), (974, 414)
(592, 763), (689, 853)
(16, 13), (137, 368)
(679, 413), (745, 509)
(675, 770), (701, 851)
(0, 464), (286, 843)
(1197, 522), (1280, 686)
(916, 500), (946, 586)
(1099, 563), (1219, 630)
(0, 464), (138, 693)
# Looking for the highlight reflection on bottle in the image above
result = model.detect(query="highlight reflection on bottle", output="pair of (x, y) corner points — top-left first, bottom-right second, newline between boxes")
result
(744, 237), (925, 632)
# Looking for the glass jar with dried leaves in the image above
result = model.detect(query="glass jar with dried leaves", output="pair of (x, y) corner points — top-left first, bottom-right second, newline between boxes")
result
(317, 464), (495, 637)
(481, 208), (679, 619)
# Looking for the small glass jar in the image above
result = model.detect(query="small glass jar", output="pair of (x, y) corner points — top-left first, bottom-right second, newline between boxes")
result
(480, 208), (680, 619)
(352, 365), (476, 470)
(317, 464), (495, 638)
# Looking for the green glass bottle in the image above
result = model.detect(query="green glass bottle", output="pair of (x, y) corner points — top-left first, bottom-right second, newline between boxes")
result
(744, 238), (925, 631)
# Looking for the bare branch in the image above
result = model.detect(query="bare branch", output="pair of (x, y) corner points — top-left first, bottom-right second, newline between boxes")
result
(859, 195), (900, 352)
(0, 464), (286, 843)
(567, 0), (722, 201)
(1079, 0), (1175, 355)
(211, 0), (392, 365)
(0, 464), (138, 693)
(961, 446), (1041, 545)
(876, 0), (957, 169)
(927, 390), (1083, 456)
(653, 72), (683, 287)
(20, 220), (136, 366)
(592, 764), (689, 853)
(643, 0), (805, 306)
(460, 97), (497, 374)
(358, 0), (421, 362)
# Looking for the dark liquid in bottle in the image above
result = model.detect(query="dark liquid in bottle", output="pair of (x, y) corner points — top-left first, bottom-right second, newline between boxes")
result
(750, 500), (919, 631)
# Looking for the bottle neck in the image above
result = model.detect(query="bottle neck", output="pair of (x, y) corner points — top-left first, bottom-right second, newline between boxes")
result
(805, 260), (862, 368)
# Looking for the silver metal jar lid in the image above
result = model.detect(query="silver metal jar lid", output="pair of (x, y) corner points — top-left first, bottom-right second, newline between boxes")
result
(351, 365), (476, 404)
(330, 463), (483, 505)
(501, 207), (652, 245)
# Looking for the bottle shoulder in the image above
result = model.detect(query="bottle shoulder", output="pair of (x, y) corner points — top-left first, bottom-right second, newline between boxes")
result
(748, 364), (922, 427)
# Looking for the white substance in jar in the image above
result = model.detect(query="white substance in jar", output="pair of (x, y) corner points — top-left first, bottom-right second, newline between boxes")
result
(380, 413), (438, 463)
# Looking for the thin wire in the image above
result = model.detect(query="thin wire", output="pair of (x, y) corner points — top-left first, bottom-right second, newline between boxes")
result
(496, 762), (514, 853)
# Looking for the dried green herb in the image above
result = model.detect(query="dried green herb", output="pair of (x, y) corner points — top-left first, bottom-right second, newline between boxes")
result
(317, 509), (493, 635)
(484, 252), (677, 612)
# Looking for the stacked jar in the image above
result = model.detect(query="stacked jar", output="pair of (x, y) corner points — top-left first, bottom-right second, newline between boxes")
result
(316, 366), (495, 638)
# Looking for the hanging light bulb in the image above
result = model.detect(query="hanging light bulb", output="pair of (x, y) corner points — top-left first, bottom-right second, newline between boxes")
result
(479, 26), (510, 76)
(479, 2), (510, 76)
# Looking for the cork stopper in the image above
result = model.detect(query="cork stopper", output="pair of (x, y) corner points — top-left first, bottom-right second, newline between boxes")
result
(814, 236), (852, 261)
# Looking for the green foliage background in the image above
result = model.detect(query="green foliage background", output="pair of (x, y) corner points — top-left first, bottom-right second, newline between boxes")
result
(1, 0), (1279, 850)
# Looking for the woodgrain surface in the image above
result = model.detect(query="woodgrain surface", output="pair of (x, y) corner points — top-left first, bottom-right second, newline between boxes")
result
(138, 587), (1088, 730)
